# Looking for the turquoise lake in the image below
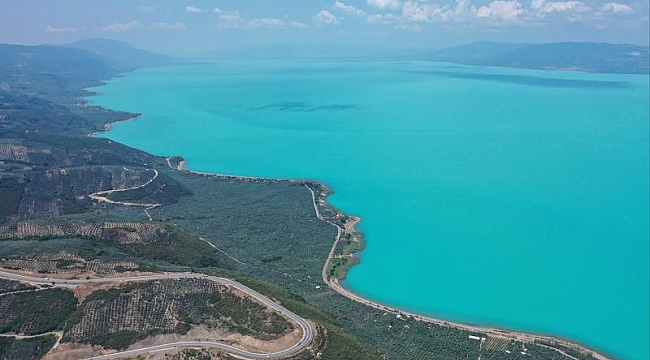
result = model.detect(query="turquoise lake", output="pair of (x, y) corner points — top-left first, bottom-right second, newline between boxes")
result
(90, 61), (649, 360)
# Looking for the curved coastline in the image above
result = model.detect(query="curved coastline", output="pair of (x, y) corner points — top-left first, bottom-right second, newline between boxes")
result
(87, 114), (143, 138)
(303, 179), (614, 360)
(88, 88), (616, 360)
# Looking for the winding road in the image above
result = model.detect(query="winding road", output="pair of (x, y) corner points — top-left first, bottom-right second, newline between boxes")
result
(89, 168), (161, 208)
(0, 270), (314, 360)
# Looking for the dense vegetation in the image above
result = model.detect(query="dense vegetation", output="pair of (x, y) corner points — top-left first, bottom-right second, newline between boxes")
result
(116, 224), (224, 268)
(233, 275), (381, 360)
(0, 279), (34, 294)
(0, 289), (77, 335)
(64, 279), (291, 350)
(0, 220), (231, 274)
(326, 257), (358, 280)
(0, 178), (24, 223)
(0, 335), (57, 360)
(153, 171), (335, 282)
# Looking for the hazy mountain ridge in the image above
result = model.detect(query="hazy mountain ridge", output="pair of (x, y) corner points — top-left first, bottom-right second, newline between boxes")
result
(426, 42), (650, 74)
(0, 43), (118, 78)
(66, 38), (178, 70)
(0, 40), (177, 110)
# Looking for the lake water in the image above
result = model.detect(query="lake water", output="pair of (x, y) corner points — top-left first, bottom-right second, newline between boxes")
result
(90, 61), (649, 359)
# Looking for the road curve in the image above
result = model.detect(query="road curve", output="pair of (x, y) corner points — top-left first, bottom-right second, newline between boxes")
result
(0, 270), (313, 360)
(89, 168), (161, 209)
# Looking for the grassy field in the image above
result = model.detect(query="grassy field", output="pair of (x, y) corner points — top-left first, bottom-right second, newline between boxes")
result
(326, 257), (358, 280)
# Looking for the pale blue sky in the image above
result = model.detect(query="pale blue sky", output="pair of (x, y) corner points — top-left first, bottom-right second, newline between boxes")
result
(0, 0), (647, 56)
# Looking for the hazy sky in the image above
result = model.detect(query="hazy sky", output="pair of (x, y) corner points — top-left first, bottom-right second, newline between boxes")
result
(0, 0), (647, 56)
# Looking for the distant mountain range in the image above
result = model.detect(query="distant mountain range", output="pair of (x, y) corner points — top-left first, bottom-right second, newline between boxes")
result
(0, 39), (179, 100)
(0, 43), (115, 76)
(199, 41), (649, 74)
(424, 42), (649, 74)
(1, 39), (647, 76)
(0, 39), (176, 82)
(66, 38), (177, 70)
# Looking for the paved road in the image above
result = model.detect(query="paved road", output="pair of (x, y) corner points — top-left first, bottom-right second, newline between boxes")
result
(0, 270), (313, 360)
(89, 168), (161, 209)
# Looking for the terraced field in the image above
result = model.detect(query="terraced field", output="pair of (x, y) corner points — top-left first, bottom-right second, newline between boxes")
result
(0, 279), (34, 294)
(0, 220), (224, 272)
(65, 278), (293, 350)
(0, 288), (77, 335)
(0, 271), (315, 360)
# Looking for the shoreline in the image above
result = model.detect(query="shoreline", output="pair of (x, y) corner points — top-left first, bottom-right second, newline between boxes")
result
(169, 155), (613, 360)
(87, 114), (143, 138)
(310, 191), (614, 360)
(169, 158), (320, 185)
(90, 101), (615, 360)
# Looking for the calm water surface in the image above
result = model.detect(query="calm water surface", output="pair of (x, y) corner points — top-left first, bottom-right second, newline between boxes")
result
(90, 61), (649, 359)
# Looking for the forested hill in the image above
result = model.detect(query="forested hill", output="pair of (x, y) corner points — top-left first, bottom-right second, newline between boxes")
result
(0, 40), (178, 134)
(425, 42), (649, 74)
(67, 38), (177, 70)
